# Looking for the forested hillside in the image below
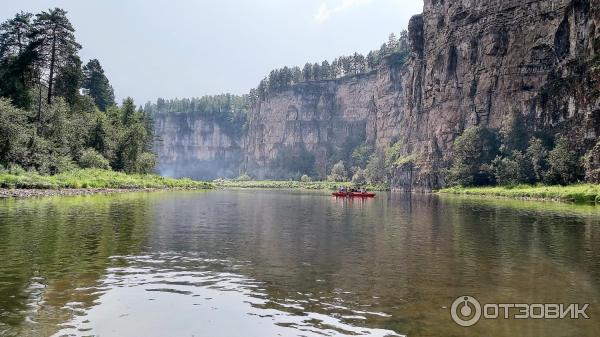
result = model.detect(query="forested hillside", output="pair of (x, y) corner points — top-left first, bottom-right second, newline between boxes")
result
(0, 9), (155, 175)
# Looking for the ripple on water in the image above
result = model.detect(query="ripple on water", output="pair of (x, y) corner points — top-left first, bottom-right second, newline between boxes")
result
(53, 253), (402, 337)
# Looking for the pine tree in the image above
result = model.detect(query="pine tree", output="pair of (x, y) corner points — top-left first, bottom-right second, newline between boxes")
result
(30, 8), (81, 104)
(82, 59), (115, 111)
(302, 63), (312, 82)
(312, 62), (321, 81)
(0, 12), (33, 58)
(321, 60), (331, 79)
(0, 12), (37, 108)
(54, 54), (82, 106)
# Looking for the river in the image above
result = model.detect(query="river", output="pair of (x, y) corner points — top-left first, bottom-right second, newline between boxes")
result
(0, 189), (599, 337)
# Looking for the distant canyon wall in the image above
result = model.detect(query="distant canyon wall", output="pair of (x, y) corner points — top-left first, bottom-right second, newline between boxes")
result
(153, 113), (241, 180)
(156, 0), (600, 189)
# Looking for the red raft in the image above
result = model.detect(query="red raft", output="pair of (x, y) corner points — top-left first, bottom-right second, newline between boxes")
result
(332, 191), (376, 198)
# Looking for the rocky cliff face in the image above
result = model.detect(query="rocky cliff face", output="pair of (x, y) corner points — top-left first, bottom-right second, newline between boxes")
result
(154, 113), (241, 180)
(242, 0), (600, 189)
(155, 0), (600, 187)
(242, 72), (379, 178)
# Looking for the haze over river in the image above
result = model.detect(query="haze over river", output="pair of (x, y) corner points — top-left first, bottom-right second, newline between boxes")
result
(0, 190), (599, 337)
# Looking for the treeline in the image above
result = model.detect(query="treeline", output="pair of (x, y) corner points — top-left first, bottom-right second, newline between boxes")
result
(148, 30), (411, 132)
(0, 9), (155, 175)
(251, 31), (409, 100)
(445, 112), (600, 186)
(144, 94), (250, 137)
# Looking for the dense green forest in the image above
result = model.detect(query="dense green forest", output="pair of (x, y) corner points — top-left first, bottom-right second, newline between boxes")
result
(0, 9), (155, 175)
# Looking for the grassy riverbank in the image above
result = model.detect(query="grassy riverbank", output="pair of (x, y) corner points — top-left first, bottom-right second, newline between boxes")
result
(439, 184), (600, 204)
(0, 169), (212, 190)
(213, 179), (389, 191)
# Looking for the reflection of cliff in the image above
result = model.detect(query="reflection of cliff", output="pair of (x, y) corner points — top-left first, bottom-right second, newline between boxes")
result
(154, 0), (600, 188)
(153, 113), (241, 180)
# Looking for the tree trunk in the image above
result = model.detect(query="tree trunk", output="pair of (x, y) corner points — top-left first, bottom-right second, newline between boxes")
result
(47, 30), (56, 105)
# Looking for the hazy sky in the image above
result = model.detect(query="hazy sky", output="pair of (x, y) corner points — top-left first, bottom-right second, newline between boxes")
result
(1, 0), (424, 105)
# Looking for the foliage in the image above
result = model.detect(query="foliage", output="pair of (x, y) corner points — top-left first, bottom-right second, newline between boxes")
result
(384, 140), (417, 169)
(366, 151), (388, 185)
(490, 151), (532, 185)
(0, 9), (157, 180)
(351, 142), (374, 169)
(0, 168), (211, 189)
(583, 140), (600, 183)
(144, 94), (249, 138)
(300, 174), (312, 183)
(327, 135), (367, 171)
(447, 126), (500, 186)
(213, 179), (388, 191)
(236, 173), (252, 181)
(352, 168), (367, 187)
(269, 146), (316, 179)
(82, 59), (115, 111)
(546, 137), (584, 185)
(328, 161), (348, 182)
(252, 31), (410, 99)
(384, 141), (404, 168)
(439, 184), (600, 204)
(30, 8), (82, 104)
(79, 149), (110, 170)
(526, 137), (549, 182)
(0, 98), (29, 167)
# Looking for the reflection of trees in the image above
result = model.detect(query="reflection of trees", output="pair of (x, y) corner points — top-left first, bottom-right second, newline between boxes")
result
(2, 190), (599, 337)
(0, 194), (151, 336)
(146, 190), (600, 337)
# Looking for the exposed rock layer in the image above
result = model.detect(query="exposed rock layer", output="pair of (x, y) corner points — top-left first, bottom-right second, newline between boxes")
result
(156, 0), (600, 189)
(154, 113), (240, 180)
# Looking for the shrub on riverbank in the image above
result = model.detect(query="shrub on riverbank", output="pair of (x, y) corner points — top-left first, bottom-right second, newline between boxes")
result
(213, 179), (389, 191)
(0, 168), (211, 190)
(439, 184), (600, 204)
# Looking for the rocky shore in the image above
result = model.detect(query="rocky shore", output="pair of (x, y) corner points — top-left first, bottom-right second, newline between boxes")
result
(0, 188), (163, 199)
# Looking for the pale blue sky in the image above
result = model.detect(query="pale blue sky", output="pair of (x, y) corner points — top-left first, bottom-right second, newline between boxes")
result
(1, 0), (424, 104)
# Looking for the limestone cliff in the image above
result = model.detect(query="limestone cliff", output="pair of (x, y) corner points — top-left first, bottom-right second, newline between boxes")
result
(154, 113), (241, 180)
(242, 0), (600, 189)
(155, 0), (600, 188)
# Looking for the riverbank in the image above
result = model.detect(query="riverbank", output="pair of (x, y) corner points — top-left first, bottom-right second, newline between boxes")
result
(0, 169), (211, 198)
(213, 179), (389, 191)
(438, 184), (600, 204)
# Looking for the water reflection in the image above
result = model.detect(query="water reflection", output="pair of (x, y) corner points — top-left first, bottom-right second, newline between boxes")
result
(55, 253), (400, 337)
(0, 190), (599, 336)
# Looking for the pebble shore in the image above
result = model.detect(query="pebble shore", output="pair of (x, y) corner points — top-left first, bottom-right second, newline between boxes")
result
(0, 188), (160, 198)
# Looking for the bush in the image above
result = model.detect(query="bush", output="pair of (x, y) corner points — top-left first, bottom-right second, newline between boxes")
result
(447, 126), (499, 186)
(300, 174), (312, 182)
(236, 173), (252, 181)
(79, 149), (111, 170)
(546, 137), (584, 185)
(352, 168), (367, 187)
(135, 152), (156, 174)
(385, 141), (404, 168)
(490, 151), (532, 185)
(351, 143), (373, 168)
(328, 161), (347, 182)
(526, 137), (549, 182)
(583, 141), (600, 183)
(8, 164), (26, 175)
(366, 151), (387, 185)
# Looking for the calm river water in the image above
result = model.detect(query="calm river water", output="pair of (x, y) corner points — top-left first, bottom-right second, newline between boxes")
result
(0, 189), (599, 337)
